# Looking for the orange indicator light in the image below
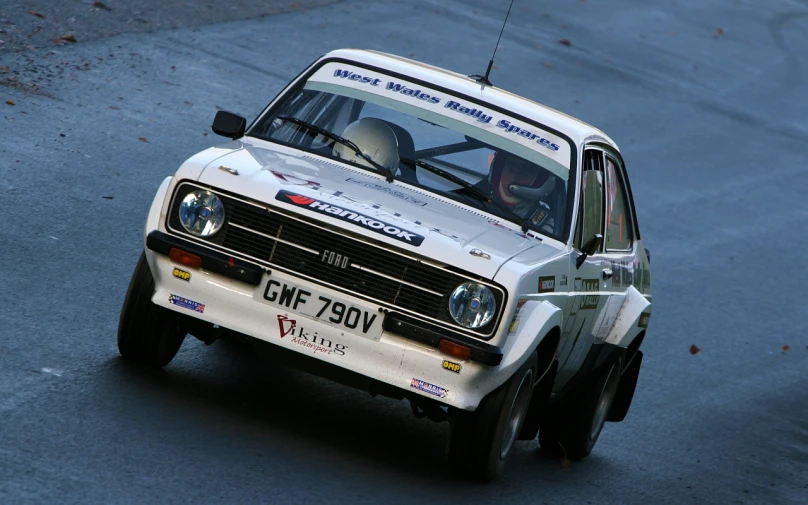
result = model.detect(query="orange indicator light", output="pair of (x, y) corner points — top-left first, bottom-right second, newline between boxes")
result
(169, 248), (202, 269)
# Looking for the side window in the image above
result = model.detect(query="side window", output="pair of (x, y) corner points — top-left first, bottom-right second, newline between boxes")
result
(575, 150), (605, 250)
(604, 156), (634, 250)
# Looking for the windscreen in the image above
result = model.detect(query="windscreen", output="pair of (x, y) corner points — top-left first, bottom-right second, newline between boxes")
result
(250, 62), (573, 240)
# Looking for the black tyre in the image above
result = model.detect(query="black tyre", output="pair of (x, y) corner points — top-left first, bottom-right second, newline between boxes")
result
(447, 352), (538, 481)
(117, 252), (186, 367)
(539, 357), (624, 460)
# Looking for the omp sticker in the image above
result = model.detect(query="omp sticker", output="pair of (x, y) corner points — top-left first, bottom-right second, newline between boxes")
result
(538, 276), (555, 293)
(410, 378), (448, 398)
(275, 190), (425, 246)
(172, 267), (191, 282)
(169, 294), (204, 313)
(442, 360), (462, 373)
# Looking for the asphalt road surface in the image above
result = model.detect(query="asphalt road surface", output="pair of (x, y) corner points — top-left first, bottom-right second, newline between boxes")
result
(2, 0), (807, 503)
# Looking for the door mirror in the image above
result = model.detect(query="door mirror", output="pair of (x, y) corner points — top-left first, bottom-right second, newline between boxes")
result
(212, 110), (246, 139)
(576, 233), (603, 268)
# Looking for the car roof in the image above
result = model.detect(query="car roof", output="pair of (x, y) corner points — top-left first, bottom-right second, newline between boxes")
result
(321, 48), (619, 153)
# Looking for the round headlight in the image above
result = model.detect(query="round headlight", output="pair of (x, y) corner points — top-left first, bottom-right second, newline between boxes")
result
(448, 282), (496, 329)
(178, 190), (225, 237)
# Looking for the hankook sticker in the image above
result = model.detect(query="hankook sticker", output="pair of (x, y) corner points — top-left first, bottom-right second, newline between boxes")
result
(275, 190), (425, 246)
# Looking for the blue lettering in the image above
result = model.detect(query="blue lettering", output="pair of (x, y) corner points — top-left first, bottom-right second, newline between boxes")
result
(386, 82), (406, 92)
(445, 100), (461, 110)
(496, 119), (510, 129)
(333, 69), (351, 78)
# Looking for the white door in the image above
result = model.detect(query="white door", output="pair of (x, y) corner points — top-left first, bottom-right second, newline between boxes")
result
(555, 148), (614, 388)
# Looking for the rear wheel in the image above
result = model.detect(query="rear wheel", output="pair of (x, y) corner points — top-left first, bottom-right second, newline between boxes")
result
(540, 357), (623, 460)
(117, 252), (186, 367)
(447, 352), (538, 481)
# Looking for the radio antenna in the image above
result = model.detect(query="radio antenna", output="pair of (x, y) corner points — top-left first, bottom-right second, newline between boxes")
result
(469, 0), (515, 86)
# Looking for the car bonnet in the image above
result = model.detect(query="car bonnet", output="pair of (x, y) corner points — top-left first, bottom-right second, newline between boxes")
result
(195, 141), (563, 280)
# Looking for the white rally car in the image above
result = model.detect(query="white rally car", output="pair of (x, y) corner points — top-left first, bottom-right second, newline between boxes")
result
(118, 49), (652, 481)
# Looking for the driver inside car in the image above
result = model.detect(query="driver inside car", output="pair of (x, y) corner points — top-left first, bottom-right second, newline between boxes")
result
(480, 152), (557, 234)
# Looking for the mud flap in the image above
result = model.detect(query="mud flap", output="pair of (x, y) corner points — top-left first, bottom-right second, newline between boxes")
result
(607, 350), (643, 422)
(517, 360), (558, 441)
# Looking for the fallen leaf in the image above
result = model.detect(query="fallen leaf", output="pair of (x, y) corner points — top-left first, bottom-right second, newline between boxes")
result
(5, 100), (14, 106)
(102, 195), (114, 199)
(60, 34), (77, 43)
(28, 10), (46, 19)
(183, 100), (193, 106)
(92, 1), (112, 11)
(543, 62), (552, 68)
(559, 39), (572, 46)
(0, 66), (9, 73)
(561, 456), (571, 470)
(782, 345), (790, 351)
(109, 105), (119, 110)
(689, 344), (700, 355)
(138, 137), (148, 142)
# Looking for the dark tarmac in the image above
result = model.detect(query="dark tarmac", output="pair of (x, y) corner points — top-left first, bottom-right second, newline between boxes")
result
(1, 0), (806, 503)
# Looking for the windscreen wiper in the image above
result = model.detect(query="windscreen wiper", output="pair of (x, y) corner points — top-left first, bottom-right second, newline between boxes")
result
(399, 157), (531, 233)
(276, 116), (395, 182)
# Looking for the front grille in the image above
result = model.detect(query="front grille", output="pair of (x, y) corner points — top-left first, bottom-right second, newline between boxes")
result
(168, 182), (505, 337)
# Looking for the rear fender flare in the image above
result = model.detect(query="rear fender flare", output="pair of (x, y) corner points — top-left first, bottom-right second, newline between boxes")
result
(602, 285), (651, 352)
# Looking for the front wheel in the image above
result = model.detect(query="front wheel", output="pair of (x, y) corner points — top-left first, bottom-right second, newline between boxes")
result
(447, 352), (538, 481)
(540, 357), (624, 460)
(117, 252), (186, 367)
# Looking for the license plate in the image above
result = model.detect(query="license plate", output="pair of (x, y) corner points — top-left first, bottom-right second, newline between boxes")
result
(255, 276), (384, 341)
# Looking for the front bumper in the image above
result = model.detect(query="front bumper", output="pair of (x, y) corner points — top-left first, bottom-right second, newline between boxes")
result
(144, 230), (505, 410)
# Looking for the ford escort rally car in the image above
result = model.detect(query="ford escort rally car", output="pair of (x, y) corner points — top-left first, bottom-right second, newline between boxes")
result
(118, 48), (652, 481)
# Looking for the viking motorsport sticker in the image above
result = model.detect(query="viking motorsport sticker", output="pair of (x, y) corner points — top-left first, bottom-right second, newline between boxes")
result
(169, 294), (204, 313)
(275, 190), (424, 246)
(410, 378), (448, 398)
(172, 267), (191, 282)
